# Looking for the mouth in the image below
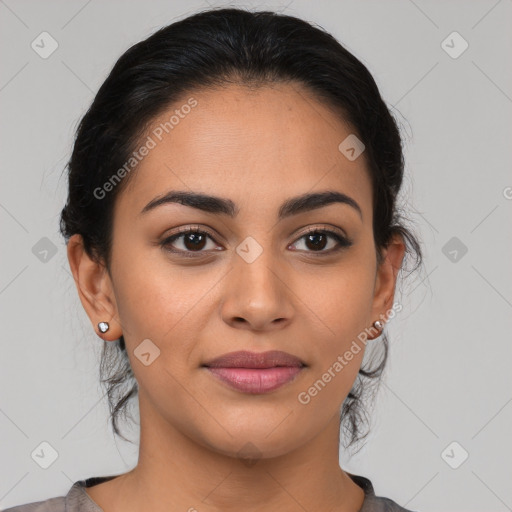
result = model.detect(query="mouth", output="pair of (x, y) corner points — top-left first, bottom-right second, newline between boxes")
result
(202, 350), (307, 394)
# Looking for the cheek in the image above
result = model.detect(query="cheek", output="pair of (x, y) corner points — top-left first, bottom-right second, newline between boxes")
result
(292, 249), (376, 394)
(297, 254), (376, 340)
(110, 248), (227, 394)
(292, 268), (371, 418)
(111, 242), (218, 337)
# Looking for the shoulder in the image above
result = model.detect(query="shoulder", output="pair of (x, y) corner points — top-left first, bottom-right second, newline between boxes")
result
(2, 495), (66, 512)
(361, 495), (419, 511)
(2, 477), (109, 512)
(348, 473), (419, 512)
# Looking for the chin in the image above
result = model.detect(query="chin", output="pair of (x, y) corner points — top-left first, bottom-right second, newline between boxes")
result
(196, 422), (310, 462)
(212, 438), (297, 462)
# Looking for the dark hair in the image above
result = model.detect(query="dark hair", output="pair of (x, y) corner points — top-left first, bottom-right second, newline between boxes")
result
(60, 6), (423, 450)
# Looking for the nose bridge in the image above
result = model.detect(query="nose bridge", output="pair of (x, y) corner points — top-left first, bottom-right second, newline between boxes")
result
(235, 236), (284, 299)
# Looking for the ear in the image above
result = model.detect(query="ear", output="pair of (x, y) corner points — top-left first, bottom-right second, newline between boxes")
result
(369, 233), (406, 338)
(66, 234), (123, 341)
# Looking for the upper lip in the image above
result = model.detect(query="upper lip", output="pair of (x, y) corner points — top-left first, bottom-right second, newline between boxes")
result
(203, 350), (306, 369)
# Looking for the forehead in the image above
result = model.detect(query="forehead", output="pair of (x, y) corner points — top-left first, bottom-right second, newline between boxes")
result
(116, 82), (372, 221)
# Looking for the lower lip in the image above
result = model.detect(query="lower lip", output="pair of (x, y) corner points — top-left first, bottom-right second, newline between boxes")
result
(205, 366), (304, 393)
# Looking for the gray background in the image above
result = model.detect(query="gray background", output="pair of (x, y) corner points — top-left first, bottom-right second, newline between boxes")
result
(1, 0), (511, 510)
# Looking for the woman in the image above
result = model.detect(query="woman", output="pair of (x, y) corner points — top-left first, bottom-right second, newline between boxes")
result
(6, 6), (422, 512)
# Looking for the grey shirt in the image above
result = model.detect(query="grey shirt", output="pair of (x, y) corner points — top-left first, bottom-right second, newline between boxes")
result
(3, 473), (417, 511)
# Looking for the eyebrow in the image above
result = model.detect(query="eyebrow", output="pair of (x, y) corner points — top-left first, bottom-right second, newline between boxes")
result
(140, 189), (363, 221)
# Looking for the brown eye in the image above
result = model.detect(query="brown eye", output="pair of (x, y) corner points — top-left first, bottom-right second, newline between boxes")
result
(160, 226), (352, 259)
(304, 232), (329, 251)
(179, 231), (208, 251)
(161, 228), (221, 256)
(290, 229), (352, 254)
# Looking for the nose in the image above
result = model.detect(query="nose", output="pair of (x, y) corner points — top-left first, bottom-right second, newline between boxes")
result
(220, 248), (295, 332)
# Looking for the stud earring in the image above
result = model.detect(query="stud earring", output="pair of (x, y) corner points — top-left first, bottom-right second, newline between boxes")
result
(373, 320), (384, 331)
(98, 321), (109, 333)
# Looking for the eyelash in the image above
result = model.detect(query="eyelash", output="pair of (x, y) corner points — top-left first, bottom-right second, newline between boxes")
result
(159, 225), (353, 258)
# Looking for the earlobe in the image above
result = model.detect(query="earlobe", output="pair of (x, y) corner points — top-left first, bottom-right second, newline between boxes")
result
(66, 234), (122, 341)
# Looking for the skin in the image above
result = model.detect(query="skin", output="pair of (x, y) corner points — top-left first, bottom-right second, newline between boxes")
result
(67, 81), (405, 512)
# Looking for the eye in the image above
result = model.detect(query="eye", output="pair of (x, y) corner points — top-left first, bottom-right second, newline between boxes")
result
(289, 228), (353, 254)
(160, 225), (353, 258)
(160, 227), (222, 257)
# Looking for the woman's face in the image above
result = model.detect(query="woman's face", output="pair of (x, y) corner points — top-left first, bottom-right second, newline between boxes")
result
(74, 82), (403, 459)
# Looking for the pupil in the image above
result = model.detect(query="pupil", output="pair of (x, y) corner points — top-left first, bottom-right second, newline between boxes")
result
(185, 233), (206, 250)
(306, 233), (326, 250)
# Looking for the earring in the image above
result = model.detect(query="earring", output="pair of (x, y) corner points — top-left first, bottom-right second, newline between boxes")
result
(373, 320), (384, 331)
(98, 321), (109, 333)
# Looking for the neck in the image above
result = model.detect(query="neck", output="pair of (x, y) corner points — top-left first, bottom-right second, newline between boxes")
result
(102, 394), (365, 512)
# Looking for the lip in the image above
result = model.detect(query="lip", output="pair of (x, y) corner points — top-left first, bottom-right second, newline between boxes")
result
(202, 350), (306, 369)
(202, 350), (306, 394)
